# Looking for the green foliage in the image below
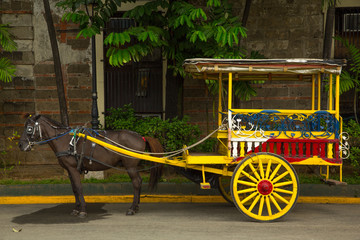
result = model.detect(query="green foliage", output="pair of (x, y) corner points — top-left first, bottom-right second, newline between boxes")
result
(105, 105), (201, 152)
(0, 24), (17, 82)
(57, 0), (134, 38)
(204, 51), (266, 101)
(0, 24), (17, 52)
(56, 0), (247, 75)
(343, 120), (360, 174)
(333, 36), (360, 95)
(0, 131), (21, 178)
(0, 57), (16, 83)
(192, 138), (218, 152)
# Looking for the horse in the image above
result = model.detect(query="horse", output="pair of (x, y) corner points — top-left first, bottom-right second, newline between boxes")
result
(18, 114), (163, 218)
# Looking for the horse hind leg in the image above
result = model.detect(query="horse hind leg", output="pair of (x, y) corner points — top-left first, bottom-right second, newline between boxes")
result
(126, 167), (142, 215)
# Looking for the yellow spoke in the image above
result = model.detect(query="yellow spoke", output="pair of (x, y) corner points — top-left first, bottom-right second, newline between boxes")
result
(272, 192), (289, 204)
(258, 196), (265, 216)
(272, 171), (289, 184)
(274, 187), (293, 195)
(269, 194), (282, 212)
(258, 157), (265, 179)
(241, 191), (258, 205)
(241, 170), (258, 183)
(266, 196), (272, 216)
(265, 159), (272, 179)
(237, 180), (257, 187)
(269, 163), (282, 181)
(248, 162), (261, 180)
(237, 187), (257, 195)
(248, 194), (261, 212)
(273, 181), (293, 188)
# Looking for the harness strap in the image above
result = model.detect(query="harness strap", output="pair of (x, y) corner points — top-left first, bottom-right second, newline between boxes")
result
(77, 133), (88, 172)
(55, 151), (74, 158)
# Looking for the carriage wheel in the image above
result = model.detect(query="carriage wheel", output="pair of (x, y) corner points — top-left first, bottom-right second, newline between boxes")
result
(231, 152), (299, 222)
(218, 176), (233, 205)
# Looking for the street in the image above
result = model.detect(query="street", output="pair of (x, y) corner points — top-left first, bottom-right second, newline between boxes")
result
(0, 203), (359, 240)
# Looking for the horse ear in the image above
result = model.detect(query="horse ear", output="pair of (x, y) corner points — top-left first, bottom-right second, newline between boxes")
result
(23, 113), (34, 119)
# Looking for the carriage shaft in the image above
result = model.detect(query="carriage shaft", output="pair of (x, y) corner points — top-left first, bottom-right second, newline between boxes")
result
(75, 133), (233, 177)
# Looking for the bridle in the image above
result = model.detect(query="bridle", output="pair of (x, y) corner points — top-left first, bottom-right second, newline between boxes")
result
(23, 117), (72, 148)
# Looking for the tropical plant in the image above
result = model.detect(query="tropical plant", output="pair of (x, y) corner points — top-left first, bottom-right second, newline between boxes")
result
(343, 120), (360, 174)
(56, 0), (259, 101)
(333, 36), (360, 123)
(0, 24), (17, 82)
(105, 104), (202, 152)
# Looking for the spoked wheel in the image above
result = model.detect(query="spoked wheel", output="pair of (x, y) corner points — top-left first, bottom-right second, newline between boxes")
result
(218, 176), (233, 204)
(231, 152), (299, 222)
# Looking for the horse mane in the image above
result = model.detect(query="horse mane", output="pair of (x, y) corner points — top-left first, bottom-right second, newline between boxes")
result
(40, 115), (68, 128)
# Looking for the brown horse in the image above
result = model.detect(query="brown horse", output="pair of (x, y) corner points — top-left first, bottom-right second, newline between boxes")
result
(18, 114), (163, 217)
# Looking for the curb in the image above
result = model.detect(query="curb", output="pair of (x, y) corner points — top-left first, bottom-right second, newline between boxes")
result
(1, 183), (360, 205)
(1, 195), (360, 204)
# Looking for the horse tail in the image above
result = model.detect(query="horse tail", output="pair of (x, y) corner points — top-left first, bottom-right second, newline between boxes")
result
(144, 136), (164, 191)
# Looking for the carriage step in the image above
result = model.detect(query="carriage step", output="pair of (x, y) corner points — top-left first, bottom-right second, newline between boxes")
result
(323, 179), (347, 186)
(200, 182), (211, 189)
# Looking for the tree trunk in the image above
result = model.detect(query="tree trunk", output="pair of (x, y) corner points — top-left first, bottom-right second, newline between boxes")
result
(43, 0), (69, 126)
(323, 5), (335, 59)
(241, 0), (252, 28)
(238, 0), (252, 47)
(321, 5), (336, 110)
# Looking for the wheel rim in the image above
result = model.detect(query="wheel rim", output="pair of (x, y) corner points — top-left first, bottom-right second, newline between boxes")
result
(231, 153), (299, 221)
(218, 176), (233, 204)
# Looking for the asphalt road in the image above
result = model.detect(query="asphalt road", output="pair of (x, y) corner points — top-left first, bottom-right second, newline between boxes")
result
(0, 203), (359, 240)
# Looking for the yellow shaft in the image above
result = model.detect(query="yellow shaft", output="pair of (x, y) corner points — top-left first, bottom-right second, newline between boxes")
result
(75, 133), (232, 176)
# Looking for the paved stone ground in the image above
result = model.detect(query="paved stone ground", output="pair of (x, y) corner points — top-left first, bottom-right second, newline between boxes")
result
(0, 203), (359, 240)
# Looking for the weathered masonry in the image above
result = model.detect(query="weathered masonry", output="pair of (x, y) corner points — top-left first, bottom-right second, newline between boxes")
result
(0, 0), (359, 174)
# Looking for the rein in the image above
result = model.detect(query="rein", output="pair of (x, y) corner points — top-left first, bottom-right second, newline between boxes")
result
(26, 117), (161, 174)
(31, 130), (73, 146)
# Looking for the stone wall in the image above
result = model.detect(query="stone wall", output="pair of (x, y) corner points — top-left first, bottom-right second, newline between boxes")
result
(184, 0), (324, 134)
(0, 0), (92, 169)
(0, 0), (334, 175)
(240, 0), (324, 58)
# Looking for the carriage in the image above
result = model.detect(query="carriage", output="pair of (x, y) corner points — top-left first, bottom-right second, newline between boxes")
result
(20, 58), (347, 222)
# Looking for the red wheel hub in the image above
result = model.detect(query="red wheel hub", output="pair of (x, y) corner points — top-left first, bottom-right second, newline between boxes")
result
(257, 180), (273, 195)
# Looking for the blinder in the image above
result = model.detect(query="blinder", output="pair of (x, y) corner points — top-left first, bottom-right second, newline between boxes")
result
(26, 126), (34, 135)
(25, 120), (42, 144)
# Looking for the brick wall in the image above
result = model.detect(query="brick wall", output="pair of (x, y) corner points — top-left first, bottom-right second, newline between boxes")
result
(0, 0), (92, 169)
(184, 0), (323, 134)
(0, 0), (332, 174)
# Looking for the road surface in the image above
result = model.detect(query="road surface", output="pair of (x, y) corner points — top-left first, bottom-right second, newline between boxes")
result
(0, 203), (359, 240)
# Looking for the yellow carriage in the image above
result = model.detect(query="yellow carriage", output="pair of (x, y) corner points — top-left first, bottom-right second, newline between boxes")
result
(79, 58), (347, 221)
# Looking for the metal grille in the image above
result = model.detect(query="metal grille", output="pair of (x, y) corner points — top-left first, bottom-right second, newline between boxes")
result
(104, 16), (163, 116)
(335, 7), (360, 59)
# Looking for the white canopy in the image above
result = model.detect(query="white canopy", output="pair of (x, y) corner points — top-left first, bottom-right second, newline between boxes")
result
(183, 58), (345, 81)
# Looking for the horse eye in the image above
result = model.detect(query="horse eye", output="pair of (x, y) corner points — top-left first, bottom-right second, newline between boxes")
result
(26, 126), (33, 134)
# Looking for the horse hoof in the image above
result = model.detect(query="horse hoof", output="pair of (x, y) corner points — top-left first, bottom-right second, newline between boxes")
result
(70, 210), (80, 216)
(126, 209), (135, 216)
(78, 212), (88, 218)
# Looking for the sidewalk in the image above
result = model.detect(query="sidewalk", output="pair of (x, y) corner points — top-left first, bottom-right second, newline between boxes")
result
(0, 183), (360, 204)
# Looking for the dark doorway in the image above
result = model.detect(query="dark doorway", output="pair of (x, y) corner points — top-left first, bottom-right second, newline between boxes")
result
(103, 15), (163, 117)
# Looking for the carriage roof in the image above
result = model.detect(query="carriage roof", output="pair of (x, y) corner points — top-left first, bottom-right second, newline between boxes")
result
(183, 58), (345, 81)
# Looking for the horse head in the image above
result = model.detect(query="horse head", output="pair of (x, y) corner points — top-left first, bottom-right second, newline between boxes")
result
(18, 114), (44, 151)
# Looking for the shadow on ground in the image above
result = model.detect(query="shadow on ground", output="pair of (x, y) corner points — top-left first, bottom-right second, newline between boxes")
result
(12, 203), (111, 225)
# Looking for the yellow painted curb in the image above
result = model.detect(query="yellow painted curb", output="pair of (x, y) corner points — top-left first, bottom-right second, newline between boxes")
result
(297, 196), (360, 204)
(0, 195), (359, 204)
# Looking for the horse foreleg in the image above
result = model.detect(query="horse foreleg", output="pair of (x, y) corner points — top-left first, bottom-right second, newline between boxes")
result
(126, 167), (142, 215)
(67, 168), (87, 218)
(67, 172), (81, 216)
